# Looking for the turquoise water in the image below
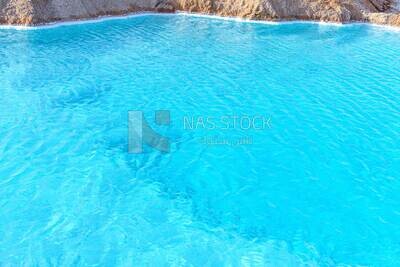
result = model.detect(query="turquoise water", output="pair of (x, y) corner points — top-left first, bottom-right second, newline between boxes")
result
(1, 14), (400, 266)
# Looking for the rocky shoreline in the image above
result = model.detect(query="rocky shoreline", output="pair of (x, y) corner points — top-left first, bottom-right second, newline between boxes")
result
(0, 0), (399, 27)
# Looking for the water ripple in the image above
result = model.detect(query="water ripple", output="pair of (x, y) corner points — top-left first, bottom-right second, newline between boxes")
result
(0, 14), (400, 266)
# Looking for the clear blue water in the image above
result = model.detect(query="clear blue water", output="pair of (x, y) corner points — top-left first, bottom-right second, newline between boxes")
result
(1, 14), (400, 266)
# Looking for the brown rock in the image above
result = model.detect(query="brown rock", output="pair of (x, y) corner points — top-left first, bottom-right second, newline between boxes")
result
(367, 11), (400, 25)
(0, 0), (399, 27)
(0, 0), (175, 25)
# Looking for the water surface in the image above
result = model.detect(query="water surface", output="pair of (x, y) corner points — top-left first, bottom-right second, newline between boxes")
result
(0, 14), (400, 266)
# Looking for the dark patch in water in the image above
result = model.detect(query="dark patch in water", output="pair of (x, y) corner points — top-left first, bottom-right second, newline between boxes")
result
(52, 82), (112, 108)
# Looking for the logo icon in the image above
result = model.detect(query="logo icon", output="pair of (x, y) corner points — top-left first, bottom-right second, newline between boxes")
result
(128, 110), (170, 154)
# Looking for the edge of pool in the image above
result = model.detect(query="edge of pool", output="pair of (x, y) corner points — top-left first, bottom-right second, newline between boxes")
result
(1, 11), (400, 32)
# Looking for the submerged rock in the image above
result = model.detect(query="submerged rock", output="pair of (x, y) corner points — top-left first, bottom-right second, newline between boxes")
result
(0, 0), (399, 26)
